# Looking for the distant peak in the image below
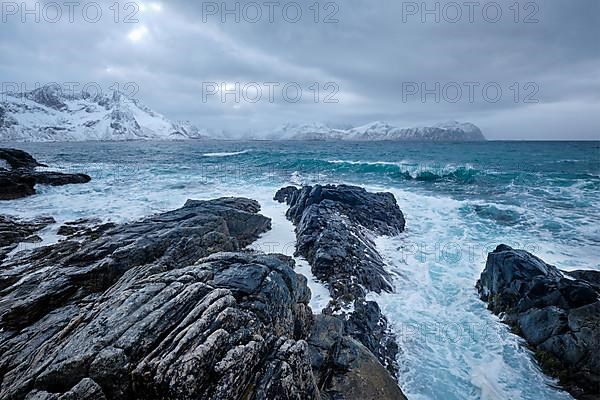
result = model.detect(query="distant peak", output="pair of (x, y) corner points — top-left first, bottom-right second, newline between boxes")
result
(26, 84), (69, 111)
(31, 83), (63, 95)
(265, 120), (486, 141)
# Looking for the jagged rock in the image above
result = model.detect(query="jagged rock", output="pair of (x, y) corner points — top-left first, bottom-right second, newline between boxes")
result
(279, 184), (405, 236)
(0, 198), (329, 399)
(275, 185), (404, 302)
(57, 219), (116, 239)
(1, 194), (411, 400)
(0, 148), (91, 200)
(275, 185), (405, 386)
(308, 315), (407, 400)
(565, 270), (600, 291)
(0, 197), (271, 330)
(477, 245), (600, 399)
(0, 148), (45, 170)
(0, 252), (317, 399)
(0, 215), (55, 261)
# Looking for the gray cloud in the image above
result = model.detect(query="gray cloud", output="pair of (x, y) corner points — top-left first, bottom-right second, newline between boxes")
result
(1, 0), (599, 139)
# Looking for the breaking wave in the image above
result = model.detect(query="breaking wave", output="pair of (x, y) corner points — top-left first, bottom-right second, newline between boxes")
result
(326, 159), (481, 183)
(202, 149), (252, 157)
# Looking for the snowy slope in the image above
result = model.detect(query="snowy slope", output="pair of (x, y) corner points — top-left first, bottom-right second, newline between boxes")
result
(265, 122), (347, 140)
(0, 85), (209, 142)
(267, 121), (486, 141)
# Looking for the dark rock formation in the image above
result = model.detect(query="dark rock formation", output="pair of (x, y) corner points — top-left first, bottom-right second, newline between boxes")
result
(0, 148), (44, 170)
(565, 270), (600, 292)
(308, 314), (406, 400)
(1, 251), (317, 399)
(0, 194), (407, 399)
(0, 174), (37, 199)
(0, 215), (55, 261)
(0, 198), (329, 399)
(477, 245), (600, 399)
(275, 185), (406, 390)
(0, 148), (91, 200)
(275, 184), (405, 302)
(57, 218), (117, 239)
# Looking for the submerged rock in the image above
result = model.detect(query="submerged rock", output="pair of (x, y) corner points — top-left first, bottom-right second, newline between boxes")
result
(275, 184), (406, 395)
(477, 245), (600, 399)
(0, 148), (91, 200)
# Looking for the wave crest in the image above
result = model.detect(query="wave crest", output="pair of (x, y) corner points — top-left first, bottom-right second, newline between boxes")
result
(202, 150), (251, 157)
(326, 159), (480, 183)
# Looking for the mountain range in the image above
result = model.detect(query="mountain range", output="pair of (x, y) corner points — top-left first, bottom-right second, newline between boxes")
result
(264, 121), (485, 141)
(0, 85), (485, 142)
(0, 85), (209, 142)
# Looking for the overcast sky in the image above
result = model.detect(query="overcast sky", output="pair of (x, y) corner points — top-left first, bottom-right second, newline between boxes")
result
(1, 0), (599, 139)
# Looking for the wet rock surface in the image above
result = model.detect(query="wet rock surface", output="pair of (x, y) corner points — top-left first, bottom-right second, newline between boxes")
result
(56, 218), (117, 240)
(477, 245), (600, 399)
(0, 215), (55, 261)
(0, 148), (91, 200)
(275, 184), (406, 397)
(0, 191), (408, 400)
(308, 314), (406, 400)
(275, 184), (405, 302)
(0, 198), (327, 399)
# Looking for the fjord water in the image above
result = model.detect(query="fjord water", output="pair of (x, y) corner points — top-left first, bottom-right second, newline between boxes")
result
(2, 140), (598, 400)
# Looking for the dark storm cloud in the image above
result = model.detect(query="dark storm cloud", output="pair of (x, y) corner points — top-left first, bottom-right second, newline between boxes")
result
(1, 0), (599, 139)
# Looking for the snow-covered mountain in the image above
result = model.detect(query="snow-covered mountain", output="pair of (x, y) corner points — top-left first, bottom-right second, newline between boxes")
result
(267, 121), (486, 141)
(0, 85), (485, 142)
(0, 85), (209, 142)
(263, 122), (346, 140)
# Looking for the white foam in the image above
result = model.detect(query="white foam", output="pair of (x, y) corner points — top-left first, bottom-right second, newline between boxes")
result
(248, 197), (332, 312)
(202, 150), (250, 157)
(5, 222), (62, 259)
(363, 184), (574, 400)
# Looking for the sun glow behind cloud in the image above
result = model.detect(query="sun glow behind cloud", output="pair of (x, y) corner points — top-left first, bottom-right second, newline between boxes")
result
(125, 2), (162, 43)
(127, 26), (149, 42)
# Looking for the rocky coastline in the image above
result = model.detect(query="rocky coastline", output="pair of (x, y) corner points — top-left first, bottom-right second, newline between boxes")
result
(0, 181), (407, 399)
(1, 148), (598, 399)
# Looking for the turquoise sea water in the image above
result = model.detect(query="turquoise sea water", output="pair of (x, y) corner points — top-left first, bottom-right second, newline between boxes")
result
(2, 140), (599, 399)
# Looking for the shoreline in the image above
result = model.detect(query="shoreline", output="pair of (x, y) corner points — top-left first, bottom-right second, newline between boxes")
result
(1, 147), (597, 399)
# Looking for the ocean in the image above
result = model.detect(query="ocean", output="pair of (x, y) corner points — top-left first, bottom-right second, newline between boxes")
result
(1, 140), (599, 400)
